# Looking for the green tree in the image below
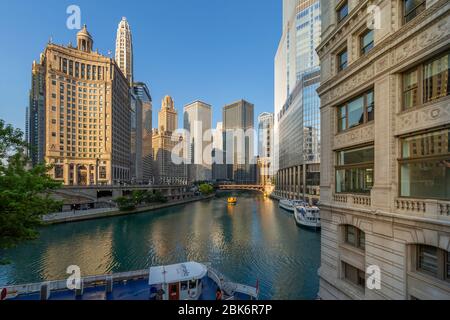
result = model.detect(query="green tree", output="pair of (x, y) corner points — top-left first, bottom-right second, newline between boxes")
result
(153, 190), (167, 203)
(199, 183), (214, 195)
(0, 119), (62, 264)
(114, 196), (136, 211)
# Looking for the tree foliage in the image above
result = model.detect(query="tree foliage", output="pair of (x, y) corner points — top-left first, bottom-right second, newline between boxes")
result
(0, 119), (62, 264)
(199, 183), (214, 195)
(114, 190), (167, 212)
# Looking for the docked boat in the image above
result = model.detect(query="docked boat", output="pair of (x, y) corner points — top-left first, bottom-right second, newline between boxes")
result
(279, 199), (304, 213)
(2, 262), (258, 301)
(294, 203), (321, 229)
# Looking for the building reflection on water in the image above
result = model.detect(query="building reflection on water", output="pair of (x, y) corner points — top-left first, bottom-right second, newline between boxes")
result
(0, 192), (321, 299)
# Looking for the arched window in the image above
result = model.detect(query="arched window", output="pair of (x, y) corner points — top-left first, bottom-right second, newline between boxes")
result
(343, 225), (365, 251)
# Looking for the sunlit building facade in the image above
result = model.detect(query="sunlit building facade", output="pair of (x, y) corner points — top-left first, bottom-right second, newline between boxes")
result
(274, 0), (322, 203)
(152, 96), (187, 185)
(258, 112), (274, 186)
(183, 101), (212, 182)
(115, 17), (133, 86)
(317, 0), (449, 299)
(30, 26), (131, 186)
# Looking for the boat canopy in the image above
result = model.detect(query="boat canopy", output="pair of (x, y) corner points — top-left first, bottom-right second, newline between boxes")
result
(148, 262), (208, 285)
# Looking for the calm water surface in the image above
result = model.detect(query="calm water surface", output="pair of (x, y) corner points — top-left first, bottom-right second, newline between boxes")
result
(0, 192), (321, 299)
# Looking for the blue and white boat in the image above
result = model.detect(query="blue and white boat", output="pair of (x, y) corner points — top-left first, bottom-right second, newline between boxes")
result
(294, 203), (321, 229)
(2, 262), (258, 301)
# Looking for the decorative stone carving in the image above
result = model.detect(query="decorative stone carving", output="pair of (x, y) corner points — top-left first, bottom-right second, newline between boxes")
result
(396, 99), (450, 135)
(334, 124), (374, 149)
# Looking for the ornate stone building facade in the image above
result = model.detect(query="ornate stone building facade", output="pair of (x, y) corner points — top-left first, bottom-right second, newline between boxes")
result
(317, 0), (449, 299)
(33, 26), (131, 186)
(152, 96), (187, 185)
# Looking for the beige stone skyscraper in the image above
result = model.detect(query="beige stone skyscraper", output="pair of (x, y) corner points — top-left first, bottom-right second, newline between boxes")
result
(115, 17), (133, 86)
(33, 25), (131, 186)
(152, 96), (187, 184)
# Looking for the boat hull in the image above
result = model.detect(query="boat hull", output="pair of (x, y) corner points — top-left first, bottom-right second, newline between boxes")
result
(294, 213), (321, 230)
(279, 201), (295, 213)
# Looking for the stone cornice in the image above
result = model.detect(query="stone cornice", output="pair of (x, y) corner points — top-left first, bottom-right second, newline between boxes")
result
(317, 0), (449, 97)
(317, 3), (450, 105)
(317, 0), (379, 55)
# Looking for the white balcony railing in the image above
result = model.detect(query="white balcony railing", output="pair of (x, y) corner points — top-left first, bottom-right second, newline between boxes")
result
(333, 194), (371, 207)
(395, 198), (450, 218)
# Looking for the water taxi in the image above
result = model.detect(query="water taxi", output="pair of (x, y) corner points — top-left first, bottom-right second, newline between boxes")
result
(294, 203), (321, 229)
(227, 197), (237, 205)
(2, 262), (258, 301)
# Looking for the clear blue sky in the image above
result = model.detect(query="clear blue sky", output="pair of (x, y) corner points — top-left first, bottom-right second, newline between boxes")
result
(0, 0), (281, 132)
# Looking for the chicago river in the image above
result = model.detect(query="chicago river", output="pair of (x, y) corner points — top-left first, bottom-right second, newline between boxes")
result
(0, 192), (321, 300)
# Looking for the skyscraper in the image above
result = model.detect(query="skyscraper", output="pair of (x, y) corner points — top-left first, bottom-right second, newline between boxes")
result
(274, 0), (321, 203)
(152, 96), (187, 185)
(115, 17), (133, 86)
(28, 56), (46, 166)
(130, 90), (143, 182)
(223, 100), (256, 184)
(212, 122), (227, 181)
(183, 101), (212, 182)
(258, 112), (274, 185)
(30, 25), (131, 185)
(133, 82), (153, 182)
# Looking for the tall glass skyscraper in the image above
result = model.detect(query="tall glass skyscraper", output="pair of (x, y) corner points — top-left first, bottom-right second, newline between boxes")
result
(274, 0), (321, 203)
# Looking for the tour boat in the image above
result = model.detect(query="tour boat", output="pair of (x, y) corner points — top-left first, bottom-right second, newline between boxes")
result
(279, 199), (304, 213)
(227, 197), (237, 205)
(2, 262), (258, 301)
(294, 203), (321, 229)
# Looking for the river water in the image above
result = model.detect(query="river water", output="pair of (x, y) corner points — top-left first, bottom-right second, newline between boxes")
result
(0, 192), (321, 300)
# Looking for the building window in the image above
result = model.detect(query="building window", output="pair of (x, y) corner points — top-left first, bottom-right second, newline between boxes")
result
(343, 262), (365, 290)
(400, 128), (450, 200)
(415, 245), (449, 282)
(447, 253), (450, 280)
(404, 0), (426, 23)
(54, 165), (64, 179)
(99, 166), (107, 179)
(403, 69), (419, 109)
(424, 52), (449, 103)
(403, 51), (449, 109)
(337, 1), (349, 23)
(338, 48), (348, 71)
(360, 29), (374, 55)
(336, 145), (374, 194)
(337, 89), (374, 132)
(344, 225), (366, 250)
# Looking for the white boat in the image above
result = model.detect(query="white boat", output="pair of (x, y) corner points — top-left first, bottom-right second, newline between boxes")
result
(294, 203), (321, 229)
(279, 199), (295, 212)
(279, 199), (304, 213)
(4, 261), (258, 301)
(148, 262), (258, 300)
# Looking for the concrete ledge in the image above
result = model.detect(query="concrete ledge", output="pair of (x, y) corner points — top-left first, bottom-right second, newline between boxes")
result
(43, 194), (216, 225)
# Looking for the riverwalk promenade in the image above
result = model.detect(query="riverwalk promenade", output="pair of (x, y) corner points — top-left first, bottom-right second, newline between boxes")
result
(43, 194), (215, 225)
